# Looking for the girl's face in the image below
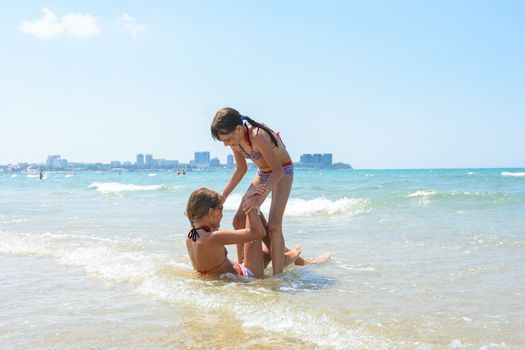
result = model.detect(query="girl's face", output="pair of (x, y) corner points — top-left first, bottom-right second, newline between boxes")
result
(218, 125), (243, 147)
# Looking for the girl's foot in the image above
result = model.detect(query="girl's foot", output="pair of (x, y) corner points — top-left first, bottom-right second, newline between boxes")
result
(302, 252), (332, 265)
(284, 245), (302, 267)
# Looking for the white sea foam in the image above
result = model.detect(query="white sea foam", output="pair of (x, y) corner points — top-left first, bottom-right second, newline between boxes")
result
(501, 171), (525, 177)
(406, 190), (438, 198)
(0, 219), (28, 225)
(88, 182), (175, 193)
(406, 190), (501, 199)
(339, 264), (376, 272)
(65, 174), (75, 178)
(449, 339), (465, 348)
(0, 231), (392, 349)
(0, 232), (159, 283)
(148, 173), (157, 177)
(136, 271), (392, 349)
(223, 194), (369, 217)
(479, 343), (509, 350)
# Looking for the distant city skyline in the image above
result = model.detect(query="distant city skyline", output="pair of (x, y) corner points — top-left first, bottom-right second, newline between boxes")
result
(1, 2), (524, 168)
(0, 147), (344, 168)
(0, 151), (346, 171)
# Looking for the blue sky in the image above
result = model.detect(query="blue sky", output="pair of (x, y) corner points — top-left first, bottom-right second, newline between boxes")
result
(1, 1), (524, 169)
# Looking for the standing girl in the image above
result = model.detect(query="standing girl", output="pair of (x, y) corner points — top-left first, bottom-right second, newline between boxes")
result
(211, 107), (293, 275)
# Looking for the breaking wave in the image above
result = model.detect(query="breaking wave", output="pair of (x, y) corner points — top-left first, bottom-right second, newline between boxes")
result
(88, 182), (178, 193)
(406, 190), (508, 200)
(224, 194), (369, 217)
(406, 190), (439, 198)
(501, 172), (525, 177)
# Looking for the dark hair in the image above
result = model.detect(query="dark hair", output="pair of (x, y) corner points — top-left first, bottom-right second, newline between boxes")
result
(185, 188), (221, 225)
(211, 107), (279, 147)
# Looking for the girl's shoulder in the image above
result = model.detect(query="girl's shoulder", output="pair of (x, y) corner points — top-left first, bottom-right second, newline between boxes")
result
(250, 126), (272, 144)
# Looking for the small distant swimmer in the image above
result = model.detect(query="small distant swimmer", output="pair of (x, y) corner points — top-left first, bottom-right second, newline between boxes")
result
(39, 172), (43, 180)
(182, 170), (186, 175)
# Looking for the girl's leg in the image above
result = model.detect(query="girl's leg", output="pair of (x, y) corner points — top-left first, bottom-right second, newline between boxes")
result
(243, 239), (265, 278)
(260, 211), (305, 268)
(232, 175), (267, 228)
(233, 175), (298, 271)
(241, 204), (265, 278)
(232, 176), (267, 263)
(267, 175), (293, 275)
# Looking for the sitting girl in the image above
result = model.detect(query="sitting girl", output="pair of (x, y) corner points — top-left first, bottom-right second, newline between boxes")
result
(185, 187), (301, 278)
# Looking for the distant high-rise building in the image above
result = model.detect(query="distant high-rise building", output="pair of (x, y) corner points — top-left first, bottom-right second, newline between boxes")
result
(46, 155), (60, 168)
(194, 152), (210, 166)
(300, 154), (313, 165)
(46, 155), (67, 169)
(322, 153), (333, 167)
(210, 157), (220, 167)
(158, 160), (179, 168)
(136, 154), (144, 168)
(227, 154), (234, 168)
(145, 154), (153, 167)
(56, 158), (68, 169)
(312, 154), (322, 166)
(300, 153), (333, 168)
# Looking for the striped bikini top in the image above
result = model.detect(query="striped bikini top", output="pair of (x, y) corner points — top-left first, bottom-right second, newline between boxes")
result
(236, 126), (285, 161)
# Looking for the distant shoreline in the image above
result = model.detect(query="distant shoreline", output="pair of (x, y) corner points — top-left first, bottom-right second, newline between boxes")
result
(2, 167), (525, 174)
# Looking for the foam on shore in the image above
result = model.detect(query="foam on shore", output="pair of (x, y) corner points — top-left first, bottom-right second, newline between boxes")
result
(0, 231), (392, 349)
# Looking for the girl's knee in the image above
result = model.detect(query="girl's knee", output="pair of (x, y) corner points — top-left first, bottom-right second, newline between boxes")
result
(232, 212), (246, 228)
(266, 222), (282, 236)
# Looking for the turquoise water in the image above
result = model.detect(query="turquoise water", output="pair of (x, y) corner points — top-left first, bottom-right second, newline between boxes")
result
(1, 168), (524, 349)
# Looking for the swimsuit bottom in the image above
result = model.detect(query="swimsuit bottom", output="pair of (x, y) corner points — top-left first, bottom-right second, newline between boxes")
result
(257, 160), (293, 182)
(235, 263), (255, 278)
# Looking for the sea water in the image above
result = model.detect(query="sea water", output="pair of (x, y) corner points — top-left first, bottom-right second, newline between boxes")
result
(1, 168), (524, 349)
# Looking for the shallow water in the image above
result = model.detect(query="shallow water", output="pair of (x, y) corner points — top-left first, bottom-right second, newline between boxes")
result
(1, 169), (524, 349)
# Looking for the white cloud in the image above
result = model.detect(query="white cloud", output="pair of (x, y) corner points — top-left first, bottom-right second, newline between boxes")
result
(19, 8), (99, 39)
(120, 13), (134, 22)
(118, 12), (146, 39)
(62, 13), (100, 38)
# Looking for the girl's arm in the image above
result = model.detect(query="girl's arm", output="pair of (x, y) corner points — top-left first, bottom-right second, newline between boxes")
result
(211, 208), (265, 245)
(236, 242), (244, 263)
(220, 148), (248, 202)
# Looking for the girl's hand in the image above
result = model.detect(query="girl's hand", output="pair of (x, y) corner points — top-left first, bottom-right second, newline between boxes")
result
(252, 184), (269, 196)
(245, 184), (268, 199)
(242, 195), (263, 214)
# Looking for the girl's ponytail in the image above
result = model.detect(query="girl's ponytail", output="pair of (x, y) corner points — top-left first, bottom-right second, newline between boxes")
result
(211, 107), (280, 148)
(242, 116), (279, 148)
